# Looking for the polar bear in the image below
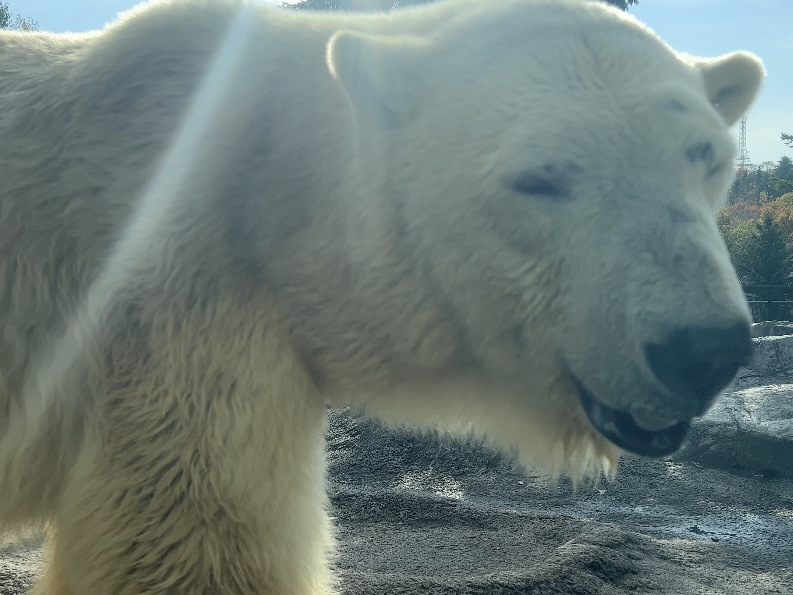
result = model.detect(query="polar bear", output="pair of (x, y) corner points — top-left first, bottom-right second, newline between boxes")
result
(0, 0), (763, 592)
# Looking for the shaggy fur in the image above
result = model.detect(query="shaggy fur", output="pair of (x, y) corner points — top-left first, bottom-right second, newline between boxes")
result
(0, 0), (763, 592)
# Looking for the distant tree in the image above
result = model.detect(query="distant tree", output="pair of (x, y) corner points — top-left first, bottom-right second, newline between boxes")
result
(722, 190), (793, 256)
(723, 214), (788, 285)
(15, 16), (36, 30)
(762, 198), (793, 251)
(723, 219), (761, 284)
(783, 133), (793, 148)
(602, 0), (638, 8)
(286, 0), (426, 9)
(0, 2), (37, 30)
(287, 0), (636, 11)
(772, 156), (793, 196)
(729, 171), (756, 204)
(720, 201), (760, 229)
(721, 151), (793, 291)
(728, 157), (793, 204)
(753, 213), (788, 284)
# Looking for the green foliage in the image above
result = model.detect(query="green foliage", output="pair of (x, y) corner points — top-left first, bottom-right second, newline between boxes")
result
(773, 156), (793, 195)
(721, 160), (793, 288)
(723, 219), (761, 284)
(601, 0), (639, 9)
(0, 2), (37, 30)
(729, 156), (793, 204)
(753, 213), (788, 284)
(286, 0), (428, 9)
(286, 0), (636, 11)
(783, 132), (793, 148)
(723, 214), (788, 285)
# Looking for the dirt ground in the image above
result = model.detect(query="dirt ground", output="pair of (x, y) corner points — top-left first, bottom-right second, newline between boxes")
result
(328, 412), (792, 595)
(1, 410), (791, 594)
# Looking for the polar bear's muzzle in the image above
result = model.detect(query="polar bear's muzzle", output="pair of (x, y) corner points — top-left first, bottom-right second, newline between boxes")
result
(573, 322), (753, 457)
(574, 378), (691, 457)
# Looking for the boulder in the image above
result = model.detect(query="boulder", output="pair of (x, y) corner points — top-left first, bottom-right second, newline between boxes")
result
(745, 335), (793, 377)
(678, 383), (793, 478)
(750, 321), (793, 339)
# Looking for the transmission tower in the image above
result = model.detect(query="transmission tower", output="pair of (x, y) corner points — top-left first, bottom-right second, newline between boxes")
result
(736, 115), (752, 172)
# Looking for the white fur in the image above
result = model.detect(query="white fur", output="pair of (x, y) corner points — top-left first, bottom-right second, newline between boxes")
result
(0, 0), (763, 592)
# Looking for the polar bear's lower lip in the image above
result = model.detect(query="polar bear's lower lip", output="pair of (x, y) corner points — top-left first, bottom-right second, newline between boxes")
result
(572, 376), (691, 458)
(629, 409), (680, 432)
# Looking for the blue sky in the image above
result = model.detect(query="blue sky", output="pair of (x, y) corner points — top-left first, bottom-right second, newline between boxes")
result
(630, 0), (792, 165)
(15, 0), (793, 164)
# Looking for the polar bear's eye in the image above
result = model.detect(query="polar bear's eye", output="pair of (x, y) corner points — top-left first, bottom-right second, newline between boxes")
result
(686, 141), (725, 178)
(686, 142), (715, 164)
(513, 175), (560, 197)
(510, 162), (580, 200)
(511, 170), (568, 200)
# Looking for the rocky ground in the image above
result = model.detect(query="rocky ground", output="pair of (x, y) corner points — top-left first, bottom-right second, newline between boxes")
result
(1, 336), (792, 594)
(329, 410), (791, 595)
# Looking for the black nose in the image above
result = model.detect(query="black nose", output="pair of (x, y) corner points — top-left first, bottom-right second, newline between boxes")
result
(644, 323), (753, 413)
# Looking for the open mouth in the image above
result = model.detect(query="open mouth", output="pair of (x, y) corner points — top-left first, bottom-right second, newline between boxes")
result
(573, 376), (691, 458)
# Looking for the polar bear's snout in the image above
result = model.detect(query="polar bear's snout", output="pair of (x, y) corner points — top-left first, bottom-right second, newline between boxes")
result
(643, 322), (752, 415)
(575, 321), (752, 458)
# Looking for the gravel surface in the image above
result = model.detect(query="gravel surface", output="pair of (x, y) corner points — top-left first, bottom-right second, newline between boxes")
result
(329, 411), (793, 595)
(1, 407), (791, 594)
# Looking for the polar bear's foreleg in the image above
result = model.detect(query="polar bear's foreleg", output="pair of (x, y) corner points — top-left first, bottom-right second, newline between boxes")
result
(32, 542), (71, 595)
(38, 405), (333, 595)
(32, 313), (335, 594)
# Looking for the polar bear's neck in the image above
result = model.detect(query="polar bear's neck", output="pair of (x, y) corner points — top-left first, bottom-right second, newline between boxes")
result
(0, 0), (480, 398)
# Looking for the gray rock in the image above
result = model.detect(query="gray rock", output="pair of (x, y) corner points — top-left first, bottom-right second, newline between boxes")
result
(750, 321), (793, 338)
(678, 384), (793, 478)
(745, 335), (793, 377)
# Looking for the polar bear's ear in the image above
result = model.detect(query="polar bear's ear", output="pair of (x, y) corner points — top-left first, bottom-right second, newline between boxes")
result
(327, 30), (426, 127)
(696, 51), (765, 126)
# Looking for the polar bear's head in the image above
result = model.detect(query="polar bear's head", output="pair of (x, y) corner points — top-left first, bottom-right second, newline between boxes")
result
(326, 0), (763, 459)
